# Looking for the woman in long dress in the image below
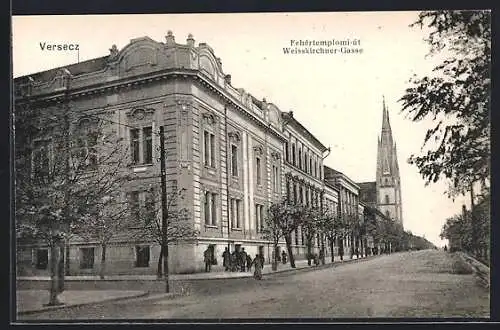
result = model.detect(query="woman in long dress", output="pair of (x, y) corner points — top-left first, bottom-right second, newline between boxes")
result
(252, 254), (263, 280)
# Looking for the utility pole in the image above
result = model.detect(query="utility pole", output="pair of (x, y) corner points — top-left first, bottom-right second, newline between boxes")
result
(159, 125), (170, 293)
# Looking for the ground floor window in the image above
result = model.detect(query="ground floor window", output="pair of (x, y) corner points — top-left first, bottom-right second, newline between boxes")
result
(135, 246), (150, 268)
(80, 247), (95, 269)
(35, 249), (48, 270)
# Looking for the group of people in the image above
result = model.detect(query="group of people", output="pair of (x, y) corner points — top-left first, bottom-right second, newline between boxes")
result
(203, 246), (266, 280)
(222, 247), (265, 279)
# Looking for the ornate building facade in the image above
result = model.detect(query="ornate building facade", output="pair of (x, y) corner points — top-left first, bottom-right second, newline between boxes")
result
(15, 33), (333, 275)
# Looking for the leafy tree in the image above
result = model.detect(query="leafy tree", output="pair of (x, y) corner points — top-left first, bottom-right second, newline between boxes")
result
(316, 209), (342, 262)
(302, 206), (320, 265)
(262, 199), (306, 269)
(261, 202), (285, 271)
(400, 10), (491, 196)
(441, 193), (490, 263)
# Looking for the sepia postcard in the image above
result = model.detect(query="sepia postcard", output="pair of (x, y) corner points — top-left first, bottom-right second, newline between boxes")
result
(11, 11), (491, 322)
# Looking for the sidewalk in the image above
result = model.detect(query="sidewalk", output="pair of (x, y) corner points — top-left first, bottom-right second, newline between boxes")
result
(16, 290), (148, 315)
(17, 255), (365, 282)
(16, 255), (372, 316)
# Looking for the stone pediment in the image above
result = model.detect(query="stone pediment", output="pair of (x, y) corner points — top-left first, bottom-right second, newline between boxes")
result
(268, 103), (282, 127)
(114, 37), (162, 74)
(197, 44), (224, 81)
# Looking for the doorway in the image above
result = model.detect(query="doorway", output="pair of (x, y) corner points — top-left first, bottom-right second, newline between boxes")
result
(208, 244), (216, 265)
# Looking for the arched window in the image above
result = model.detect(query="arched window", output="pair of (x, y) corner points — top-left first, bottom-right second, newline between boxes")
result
(384, 178), (388, 185)
(385, 194), (389, 204)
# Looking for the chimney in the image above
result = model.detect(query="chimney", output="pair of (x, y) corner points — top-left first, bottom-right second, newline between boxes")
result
(186, 33), (195, 47)
(165, 30), (175, 46)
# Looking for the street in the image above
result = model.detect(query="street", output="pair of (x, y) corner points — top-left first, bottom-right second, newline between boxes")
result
(18, 250), (489, 320)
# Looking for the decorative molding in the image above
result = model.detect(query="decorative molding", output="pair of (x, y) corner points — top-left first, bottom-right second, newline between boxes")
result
(253, 145), (264, 156)
(271, 151), (281, 160)
(126, 108), (155, 120)
(202, 112), (218, 126)
(227, 131), (241, 143)
(176, 98), (193, 107)
(108, 45), (119, 61)
(75, 116), (100, 127)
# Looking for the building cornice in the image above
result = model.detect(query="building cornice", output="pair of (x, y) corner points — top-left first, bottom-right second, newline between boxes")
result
(15, 68), (288, 142)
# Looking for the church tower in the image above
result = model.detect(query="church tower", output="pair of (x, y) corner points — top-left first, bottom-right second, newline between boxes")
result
(376, 97), (403, 226)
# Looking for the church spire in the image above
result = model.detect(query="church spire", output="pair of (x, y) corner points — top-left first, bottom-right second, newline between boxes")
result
(382, 95), (391, 132)
(375, 94), (403, 227)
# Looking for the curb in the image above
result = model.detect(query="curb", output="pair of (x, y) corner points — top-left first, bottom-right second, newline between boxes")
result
(17, 291), (150, 316)
(17, 256), (379, 283)
(459, 253), (490, 289)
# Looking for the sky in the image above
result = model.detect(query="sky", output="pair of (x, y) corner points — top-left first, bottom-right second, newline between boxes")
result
(12, 12), (473, 247)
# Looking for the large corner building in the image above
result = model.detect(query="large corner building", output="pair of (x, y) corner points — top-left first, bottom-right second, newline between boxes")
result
(15, 33), (339, 276)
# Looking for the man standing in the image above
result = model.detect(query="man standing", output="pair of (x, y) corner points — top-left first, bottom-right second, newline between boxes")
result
(240, 248), (247, 272)
(204, 247), (211, 272)
(222, 247), (230, 271)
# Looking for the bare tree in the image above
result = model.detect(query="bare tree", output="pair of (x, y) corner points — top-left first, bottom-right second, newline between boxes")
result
(74, 132), (132, 279)
(133, 185), (198, 293)
(15, 91), (134, 304)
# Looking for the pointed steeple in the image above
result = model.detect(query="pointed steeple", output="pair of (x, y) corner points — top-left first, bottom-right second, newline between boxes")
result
(382, 95), (391, 132)
(375, 94), (403, 227)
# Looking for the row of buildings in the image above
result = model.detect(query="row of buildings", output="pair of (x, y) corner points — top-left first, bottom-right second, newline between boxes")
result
(15, 32), (403, 275)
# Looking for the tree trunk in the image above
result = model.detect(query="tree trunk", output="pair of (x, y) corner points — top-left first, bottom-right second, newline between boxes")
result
(100, 243), (106, 279)
(65, 238), (70, 276)
(359, 237), (366, 258)
(306, 239), (312, 266)
(284, 234), (296, 268)
(272, 242), (278, 271)
(47, 242), (63, 306)
(339, 238), (344, 261)
(329, 236), (335, 263)
(350, 232), (355, 259)
(157, 245), (164, 279)
(164, 243), (170, 293)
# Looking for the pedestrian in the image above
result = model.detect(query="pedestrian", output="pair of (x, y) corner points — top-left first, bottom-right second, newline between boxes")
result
(252, 254), (263, 280)
(339, 246), (344, 261)
(281, 250), (287, 264)
(240, 248), (247, 272)
(259, 253), (265, 270)
(444, 245), (448, 252)
(246, 253), (253, 271)
(313, 253), (319, 266)
(203, 248), (212, 272)
(222, 247), (230, 271)
(230, 251), (237, 272)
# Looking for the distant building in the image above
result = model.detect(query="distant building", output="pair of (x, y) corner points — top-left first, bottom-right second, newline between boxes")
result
(323, 166), (360, 255)
(358, 98), (403, 227)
